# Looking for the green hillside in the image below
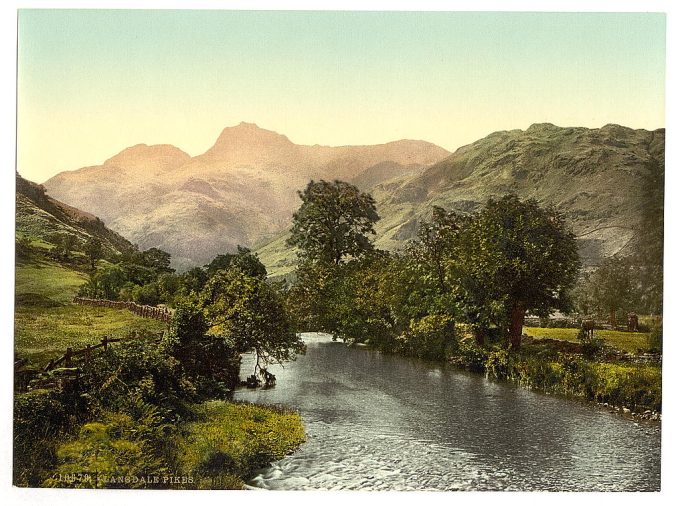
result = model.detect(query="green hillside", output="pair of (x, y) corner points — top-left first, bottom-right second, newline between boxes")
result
(15, 173), (165, 365)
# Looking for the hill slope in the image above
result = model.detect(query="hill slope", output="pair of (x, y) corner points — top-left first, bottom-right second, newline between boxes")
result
(258, 123), (665, 276)
(43, 122), (450, 269)
(15, 173), (165, 364)
(16, 173), (134, 257)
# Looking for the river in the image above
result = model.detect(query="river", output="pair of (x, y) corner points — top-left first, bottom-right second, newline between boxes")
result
(234, 333), (661, 491)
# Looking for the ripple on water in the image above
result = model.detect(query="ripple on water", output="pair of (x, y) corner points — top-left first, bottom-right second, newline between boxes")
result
(238, 333), (660, 491)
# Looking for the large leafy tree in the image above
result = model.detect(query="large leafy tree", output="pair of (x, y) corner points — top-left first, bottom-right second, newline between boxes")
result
(449, 195), (580, 348)
(287, 180), (380, 265)
(589, 256), (634, 326)
(200, 269), (305, 377)
(205, 246), (267, 279)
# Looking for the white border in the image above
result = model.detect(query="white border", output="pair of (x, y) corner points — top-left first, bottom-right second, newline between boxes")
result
(2, 2), (677, 506)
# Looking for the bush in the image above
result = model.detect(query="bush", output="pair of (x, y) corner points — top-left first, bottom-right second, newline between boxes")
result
(451, 339), (489, 372)
(646, 318), (663, 353)
(133, 283), (161, 306)
(399, 315), (457, 360)
(14, 389), (70, 486)
(44, 406), (170, 489)
(485, 348), (511, 379)
(576, 328), (605, 359)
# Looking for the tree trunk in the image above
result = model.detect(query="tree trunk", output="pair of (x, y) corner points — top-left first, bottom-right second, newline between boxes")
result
(609, 308), (617, 328)
(509, 303), (526, 349)
(473, 327), (486, 346)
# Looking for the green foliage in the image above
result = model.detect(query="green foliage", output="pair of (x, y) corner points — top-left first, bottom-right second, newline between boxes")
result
(200, 269), (305, 375)
(168, 300), (240, 397)
(646, 317), (663, 353)
(141, 247), (174, 274)
(51, 233), (79, 261)
(631, 159), (664, 315)
(180, 267), (209, 295)
(451, 340), (490, 373)
(485, 348), (512, 379)
(449, 195), (581, 348)
(288, 179), (379, 265)
(14, 389), (70, 486)
(576, 328), (605, 359)
(588, 257), (635, 324)
(175, 401), (305, 489)
(84, 237), (103, 270)
(78, 338), (185, 411)
(399, 315), (457, 360)
(44, 408), (169, 489)
(205, 246), (267, 279)
(79, 264), (128, 299)
(133, 282), (161, 306)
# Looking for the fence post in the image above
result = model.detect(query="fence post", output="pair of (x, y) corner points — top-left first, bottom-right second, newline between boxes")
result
(101, 336), (108, 351)
(64, 347), (73, 367)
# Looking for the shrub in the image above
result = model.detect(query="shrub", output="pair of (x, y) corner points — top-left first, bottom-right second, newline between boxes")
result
(133, 283), (161, 306)
(14, 389), (70, 486)
(576, 328), (605, 359)
(399, 315), (457, 360)
(44, 407), (170, 489)
(485, 348), (511, 379)
(646, 318), (662, 353)
(451, 339), (489, 372)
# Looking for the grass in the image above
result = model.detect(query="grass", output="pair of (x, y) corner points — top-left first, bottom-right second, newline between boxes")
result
(175, 401), (305, 489)
(14, 305), (167, 365)
(524, 326), (651, 354)
(15, 258), (166, 365)
(15, 259), (87, 305)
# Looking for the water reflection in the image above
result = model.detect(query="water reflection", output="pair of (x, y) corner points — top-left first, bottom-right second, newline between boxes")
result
(235, 333), (660, 491)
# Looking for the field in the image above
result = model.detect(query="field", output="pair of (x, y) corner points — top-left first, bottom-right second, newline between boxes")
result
(15, 258), (166, 365)
(523, 326), (651, 354)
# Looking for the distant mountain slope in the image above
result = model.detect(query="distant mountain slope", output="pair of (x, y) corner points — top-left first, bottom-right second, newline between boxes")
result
(44, 122), (450, 269)
(16, 173), (134, 256)
(257, 123), (665, 276)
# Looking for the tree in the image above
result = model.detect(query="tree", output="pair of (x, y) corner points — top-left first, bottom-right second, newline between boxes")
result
(407, 206), (465, 294)
(590, 256), (633, 327)
(181, 267), (209, 295)
(84, 237), (103, 270)
(449, 195), (580, 348)
(205, 246), (267, 279)
(141, 248), (174, 274)
(287, 180), (380, 265)
(631, 159), (664, 315)
(200, 269), (305, 378)
(52, 233), (78, 261)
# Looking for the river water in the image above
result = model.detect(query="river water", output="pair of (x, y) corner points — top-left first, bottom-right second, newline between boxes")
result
(234, 333), (661, 491)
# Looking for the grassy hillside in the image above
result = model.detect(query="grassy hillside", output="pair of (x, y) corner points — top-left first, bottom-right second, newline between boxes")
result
(15, 174), (165, 366)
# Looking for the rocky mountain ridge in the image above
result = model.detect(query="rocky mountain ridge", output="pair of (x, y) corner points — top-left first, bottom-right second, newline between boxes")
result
(42, 122), (450, 269)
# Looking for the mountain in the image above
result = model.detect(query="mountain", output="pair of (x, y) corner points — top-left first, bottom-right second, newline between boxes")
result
(16, 173), (134, 256)
(257, 123), (665, 276)
(43, 122), (450, 269)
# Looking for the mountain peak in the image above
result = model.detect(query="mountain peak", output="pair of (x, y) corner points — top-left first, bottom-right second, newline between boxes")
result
(205, 122), (294, 158)
(103, 143), (191, 170)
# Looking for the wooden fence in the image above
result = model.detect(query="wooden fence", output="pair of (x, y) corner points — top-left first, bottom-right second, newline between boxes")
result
(72, 297), (173, 323)
(15, 330), (166, 392)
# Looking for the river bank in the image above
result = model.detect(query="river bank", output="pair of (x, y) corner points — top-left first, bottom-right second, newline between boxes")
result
(349, 333), (662, 420)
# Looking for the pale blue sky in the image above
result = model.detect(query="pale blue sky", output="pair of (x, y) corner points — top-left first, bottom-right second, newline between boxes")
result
(17, 10), (666, 182)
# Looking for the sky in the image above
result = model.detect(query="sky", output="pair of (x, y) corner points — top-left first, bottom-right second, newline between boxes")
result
(17, 10), (666, 183)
